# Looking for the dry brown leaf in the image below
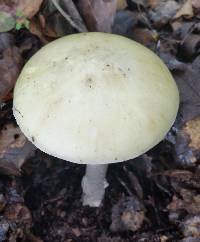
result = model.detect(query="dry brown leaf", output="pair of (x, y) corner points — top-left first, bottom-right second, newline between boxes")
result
(181, 34), (200, 58)
(174, 0), (194, 19)
(112, 10), (137, 36)
(132, 28), (158, 49)
(130, 0), (147, 7)
(0, 46), (22, 102)
(0, 0), (43, 19)
(5, 203), (32, 227)
(78, 0), (117, 32)
(174, 56), (200, 123)
(181, 215), (200, 237)
(15, 0), (43, 19)
(147, 0), (160, 9)
(29, 17), (50, 44)
(192, 0), (200, 10)
(110, 196), (145, 232)
(0, 194), (6, 212)
(184, 117), (200, 150)
(171, 19), (183, 32)
(167, 189), (200, 214)
(0, 123), (36, 176)
(117, 0), (127, 10)
(149, 0), (180, 27)
(163, 170), (200, 189)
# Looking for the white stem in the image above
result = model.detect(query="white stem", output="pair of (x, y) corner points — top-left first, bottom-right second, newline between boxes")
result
(81, 164), (109, 207)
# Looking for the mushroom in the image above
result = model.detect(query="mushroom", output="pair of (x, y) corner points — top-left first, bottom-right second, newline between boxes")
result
(13, 32), (179, 207)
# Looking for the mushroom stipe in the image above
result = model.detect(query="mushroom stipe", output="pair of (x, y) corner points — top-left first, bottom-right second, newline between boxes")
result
(13, 32), (179, 207)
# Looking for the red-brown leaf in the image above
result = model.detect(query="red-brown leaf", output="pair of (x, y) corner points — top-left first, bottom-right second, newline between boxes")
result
(78, 0), (117, 32)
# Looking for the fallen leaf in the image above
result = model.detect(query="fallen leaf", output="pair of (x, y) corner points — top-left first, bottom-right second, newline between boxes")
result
(52, 0), (87, 33)
(5, 203), (32, 226)
(0, 218), (9, 242)
(78, 0), (117, 32)
(174, 129), (197, 166)
(15, 0), (43, 19)
(97, 235), (127, 242)
(0, 0), (43, 20)
(0, 32), (14, 51)
(167, 189), (200, 214)
(157, 38), (186, 71)
(147, 0), (160, 9)
(117, 0), (127, 10)
(0, 46), (22, 102)
(174, 55), (200, 124)
(0, 123), (36, 176)
(112, 10), (137, 36)
(181, 215), (200, 237)
(0, 194), (6, 212)
(29, 17), (52, 43)
(110, 196), (145, 232)
(33, 1), (80, 40)
(181, 236), (200, 242)
(171, 20), (195, 38)
(132, 28), (158, 49)
(71, 227), (81, 237)
(192, 0), (200, 10)
(173, 117), (200, 166)
(180, 34), (200, 58)
(148, 0), (180, 27)
(174, 0), (194, 19)
(0, 11), (15, 32)
(184, 117), (200, 150)
(163, 170), (200, 189)
(25, 233), (43, 242)
(130, 0), (147, 7)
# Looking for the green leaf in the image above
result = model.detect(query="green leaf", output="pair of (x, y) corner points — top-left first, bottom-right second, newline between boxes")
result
(24, 19), (30, 29)
(15, 22), (22, 30)
(0, 11), (15, 33)
(15, 9), (24, 18)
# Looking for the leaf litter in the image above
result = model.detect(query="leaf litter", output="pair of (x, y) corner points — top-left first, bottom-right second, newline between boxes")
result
(0, 0), (200, 241)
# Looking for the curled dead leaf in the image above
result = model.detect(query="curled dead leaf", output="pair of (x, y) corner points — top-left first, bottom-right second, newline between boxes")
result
(180, 34), (200, 58)
(0, 0), (43, 21)
(132, 28), (158, 49)
(147, 0), (160, 9)
(78, 0), (117, 32)
(0, 46), (22, 102)
(167, 189), (200, 214)
(0, 11), (15, 32)
(174, 56), (200, 124)
(4, 203), (32, 231)
(148, 0), (180, 27)
(16, 0), (43, 19)
(117, 0), (127, 10)
(181, 215), (200, 237)
(192, 0), (200, 10)
(112, 10), (137, 36)
(184, 117), (200, 150)
(174, 0), (194, 19)
(110, 196), (145, 232)
(0, 123), (36, 176)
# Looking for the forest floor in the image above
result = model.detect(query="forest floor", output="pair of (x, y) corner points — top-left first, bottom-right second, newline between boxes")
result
(0, 0), (200, 241)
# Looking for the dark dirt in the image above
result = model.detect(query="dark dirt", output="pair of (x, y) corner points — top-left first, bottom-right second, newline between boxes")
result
(0, 0), (200, 241)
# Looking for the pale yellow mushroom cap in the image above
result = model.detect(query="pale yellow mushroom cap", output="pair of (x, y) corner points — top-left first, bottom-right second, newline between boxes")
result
(13, 32), (179, 164)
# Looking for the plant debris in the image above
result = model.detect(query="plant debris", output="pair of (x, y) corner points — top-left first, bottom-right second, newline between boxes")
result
(0, 0), (200, 241)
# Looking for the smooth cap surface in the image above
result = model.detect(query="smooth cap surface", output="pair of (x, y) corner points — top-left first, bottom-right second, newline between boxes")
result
(13, 32), (179, 164)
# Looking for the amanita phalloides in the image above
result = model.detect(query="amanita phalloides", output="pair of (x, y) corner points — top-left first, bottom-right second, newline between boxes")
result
(13, 32), (179, 207)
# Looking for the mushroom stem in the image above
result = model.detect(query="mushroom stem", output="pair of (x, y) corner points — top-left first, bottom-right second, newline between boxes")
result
(81, 164), (109, 207)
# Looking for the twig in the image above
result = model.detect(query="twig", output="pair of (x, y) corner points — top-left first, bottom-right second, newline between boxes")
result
(51, 0), (88, 32)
